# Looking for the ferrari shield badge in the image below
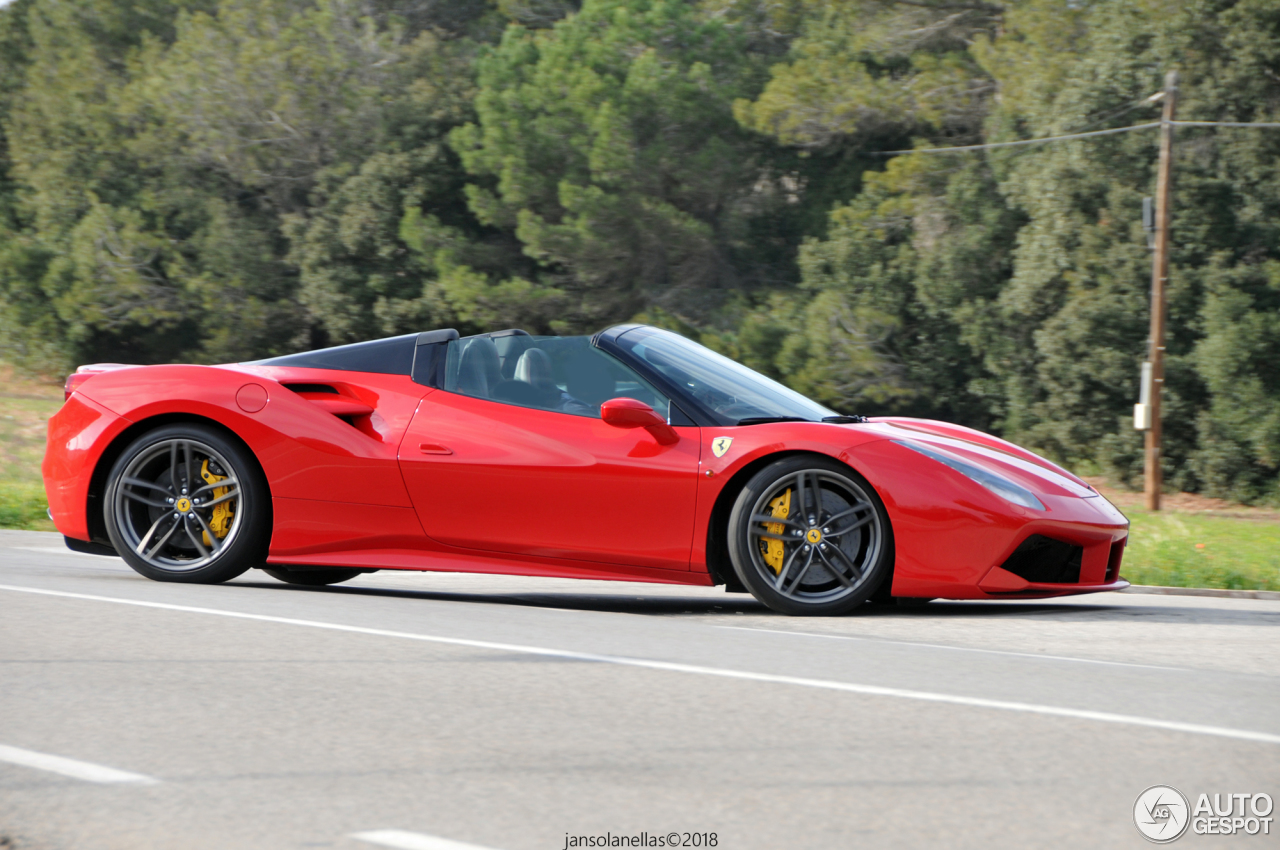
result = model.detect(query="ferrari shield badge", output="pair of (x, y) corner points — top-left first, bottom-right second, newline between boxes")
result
(712, 436), (734, 458)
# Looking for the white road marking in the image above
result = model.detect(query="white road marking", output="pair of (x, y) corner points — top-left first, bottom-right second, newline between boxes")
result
(716, 625), (1183, 671)
(352, 829), (501, 850)
(2, 582), (1277, 746)
(0, 743), (158, 785)
(11, 546), (119, 560)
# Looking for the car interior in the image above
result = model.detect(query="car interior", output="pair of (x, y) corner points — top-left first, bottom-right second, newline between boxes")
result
(445, 333), (668, 419)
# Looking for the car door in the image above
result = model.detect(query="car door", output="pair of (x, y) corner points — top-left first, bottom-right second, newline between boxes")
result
(397, 334), (702, 570)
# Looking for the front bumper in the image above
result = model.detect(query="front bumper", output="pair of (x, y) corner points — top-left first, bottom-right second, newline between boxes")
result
(844, 440), (1130, 600)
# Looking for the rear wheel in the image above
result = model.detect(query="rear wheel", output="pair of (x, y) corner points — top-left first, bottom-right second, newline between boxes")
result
(727, 456), (892, 616)
(104, 423), (269, 584)
(262, 568), (366, 586)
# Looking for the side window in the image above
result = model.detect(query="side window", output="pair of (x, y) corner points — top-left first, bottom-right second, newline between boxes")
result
(443, 335), (671, 420)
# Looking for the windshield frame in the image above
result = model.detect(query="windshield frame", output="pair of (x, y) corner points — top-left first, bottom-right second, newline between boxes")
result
(594, 325), (839, 427)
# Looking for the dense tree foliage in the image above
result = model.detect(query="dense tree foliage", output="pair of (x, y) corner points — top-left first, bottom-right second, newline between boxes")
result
(2, 0), (1278, 502)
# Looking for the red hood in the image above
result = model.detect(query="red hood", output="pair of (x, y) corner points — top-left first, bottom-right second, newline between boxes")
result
(865, 417), (1097, 499)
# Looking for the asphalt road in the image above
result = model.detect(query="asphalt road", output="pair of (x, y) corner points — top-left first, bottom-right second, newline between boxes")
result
(2, 529), (1278, 850)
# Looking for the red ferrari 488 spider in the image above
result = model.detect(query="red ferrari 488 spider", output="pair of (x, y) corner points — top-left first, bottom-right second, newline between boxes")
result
(44, 324), (1130, 615)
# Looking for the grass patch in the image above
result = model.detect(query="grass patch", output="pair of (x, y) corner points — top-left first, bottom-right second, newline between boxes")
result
(1121, 509), (1280, 591)
(0, 481), (54, 530)
(1, 368), (62, 532)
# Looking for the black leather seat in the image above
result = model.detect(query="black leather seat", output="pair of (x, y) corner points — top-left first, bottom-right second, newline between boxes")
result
(492, 348), (563, 409)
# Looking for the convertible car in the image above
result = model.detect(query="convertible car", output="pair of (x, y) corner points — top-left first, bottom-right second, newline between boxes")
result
(44, 324), (1130, 615)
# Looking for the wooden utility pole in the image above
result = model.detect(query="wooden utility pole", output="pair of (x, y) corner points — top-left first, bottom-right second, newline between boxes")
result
(1145, 70), (1177, 511)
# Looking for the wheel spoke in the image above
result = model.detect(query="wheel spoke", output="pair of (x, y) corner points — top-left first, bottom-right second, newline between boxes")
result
(826, 542), (864, 581)
(824, 512), (875, 539)
(184, 441), (194, 495)
(121, 488), (170, 509)
(144, 517), (182, 560)
(190, 510), (223, 554)
(824, 502), (871, 526)
(795, 472), (808, 523)
(808, 473), (826, 523)
(123, 477), (170, 495)
(191, 477), (239, 499)
(749, 512), (805, 530)
(792, 471), (824, 525)
(198, 487), (239, 509)
(134, 513), (169, 555)
(773, 544), (804, 590)
(169, 442), (180, 494)
(816, 547), (854, 587)
(781, 549), (816, 595)
(183, 516), (210, 558)
(748, 526), (792, 543)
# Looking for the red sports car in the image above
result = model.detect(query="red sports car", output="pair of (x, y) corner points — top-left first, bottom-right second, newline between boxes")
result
(44, 325), (1129, 615)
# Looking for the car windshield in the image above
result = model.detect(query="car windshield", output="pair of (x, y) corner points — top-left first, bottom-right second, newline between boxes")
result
(613, 328), (838, 425)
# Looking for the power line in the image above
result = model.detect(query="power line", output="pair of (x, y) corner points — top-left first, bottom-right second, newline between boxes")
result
(1073, 96), (1162, 134)
(873, 123), (1160, 155)
(1171, 120), (1280, 129)
(873, 118), (1280, 156)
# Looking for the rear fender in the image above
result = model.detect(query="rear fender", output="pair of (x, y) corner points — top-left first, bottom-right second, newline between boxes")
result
(77, 365), (417, 509)
(43, 394), (132, 541)
(82, 411), (269, 549)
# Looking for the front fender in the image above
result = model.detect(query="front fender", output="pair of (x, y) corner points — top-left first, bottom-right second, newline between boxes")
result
(689, 422), (889, 574)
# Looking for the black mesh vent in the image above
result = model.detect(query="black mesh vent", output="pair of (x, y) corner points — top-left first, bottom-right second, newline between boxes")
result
(282, 383), (339, 394)
(1106, 537), (1126, 583)
(1001, 535), (1082, 584)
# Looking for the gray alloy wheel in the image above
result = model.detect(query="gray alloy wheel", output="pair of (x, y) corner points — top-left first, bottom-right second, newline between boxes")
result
(727, 456), (892, 616)
(104, 423), (269, 584)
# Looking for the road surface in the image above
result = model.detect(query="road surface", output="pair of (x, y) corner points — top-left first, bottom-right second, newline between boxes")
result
(1, 529), (1277, 849)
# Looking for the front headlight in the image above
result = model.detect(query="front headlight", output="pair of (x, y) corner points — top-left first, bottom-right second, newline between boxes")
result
(895, 439), (1045, 511)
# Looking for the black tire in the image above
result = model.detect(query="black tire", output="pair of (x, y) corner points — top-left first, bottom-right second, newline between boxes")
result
(262, 568), (366, 586)
(727, 455), (893, 616)
(104, 423), (270, 584)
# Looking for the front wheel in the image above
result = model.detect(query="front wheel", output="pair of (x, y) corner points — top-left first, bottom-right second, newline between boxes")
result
(104, 423), (270, 584)
(727, 456), (893, 616)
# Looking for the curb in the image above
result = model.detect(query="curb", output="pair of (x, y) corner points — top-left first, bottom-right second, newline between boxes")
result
(1121, 584), (1280, 601)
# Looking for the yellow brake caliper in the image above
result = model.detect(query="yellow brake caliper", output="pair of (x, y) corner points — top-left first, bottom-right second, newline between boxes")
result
(200, 460), (233, 547)
(760, 488), (792, 574)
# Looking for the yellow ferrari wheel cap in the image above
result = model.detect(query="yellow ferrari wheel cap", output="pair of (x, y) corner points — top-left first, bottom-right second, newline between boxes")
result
(711, 437), (734, 458)
(806, 528), (823, 544)
(174, 497), (192, 513)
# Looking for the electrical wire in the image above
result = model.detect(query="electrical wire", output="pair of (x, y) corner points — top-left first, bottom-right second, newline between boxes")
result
(872, 123), (1160, 155)
(873, 119), (1280, 156)
(1073, 95), (1164, 134)
(1171, 120), (1280, 129)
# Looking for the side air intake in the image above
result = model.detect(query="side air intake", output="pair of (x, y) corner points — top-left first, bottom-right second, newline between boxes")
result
(1000, 535), (1082, 584)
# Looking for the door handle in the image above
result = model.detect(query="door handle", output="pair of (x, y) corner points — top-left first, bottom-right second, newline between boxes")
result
(419, 443), (453, 455)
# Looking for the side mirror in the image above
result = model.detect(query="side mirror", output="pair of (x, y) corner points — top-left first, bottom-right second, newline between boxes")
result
(600, 397), (679, 445)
